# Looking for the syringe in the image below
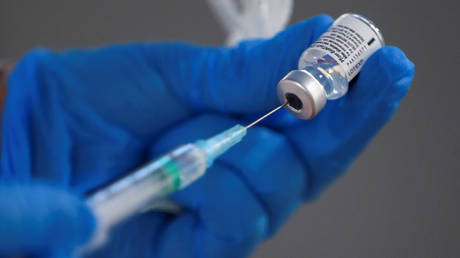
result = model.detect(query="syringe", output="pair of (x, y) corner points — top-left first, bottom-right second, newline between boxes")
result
(82, 103), (287, 252)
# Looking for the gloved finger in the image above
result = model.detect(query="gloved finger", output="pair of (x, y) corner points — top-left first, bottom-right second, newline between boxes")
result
(90, 166), (266, 258)
(216, 122), (307, 236)
(86, 212), (171, 258)
(149, 114), (305, 255)
(3, 49), (162, 193)
(153, 114), (306, 235)
(153, 118), (268, 257)
(143, 15), (333, 114)
(330, 46), (415, 138)
(0, 183), (95, 256)
(96, 115), (268, 258)
(155, 164), (267, 258)
(286, 46), (415, 199)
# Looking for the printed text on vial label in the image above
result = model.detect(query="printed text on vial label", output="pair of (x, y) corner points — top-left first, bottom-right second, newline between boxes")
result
(311, 25), (370, 78)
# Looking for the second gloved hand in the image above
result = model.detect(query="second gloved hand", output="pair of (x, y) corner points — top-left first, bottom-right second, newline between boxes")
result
(1, 14), (414, 257)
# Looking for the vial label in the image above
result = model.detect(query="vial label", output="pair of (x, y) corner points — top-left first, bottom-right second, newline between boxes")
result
(309, 14), (383, 80)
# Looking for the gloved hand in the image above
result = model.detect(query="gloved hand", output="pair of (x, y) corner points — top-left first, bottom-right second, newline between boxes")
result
(0, 14), (414, 258)
(0, 183), (94, 257)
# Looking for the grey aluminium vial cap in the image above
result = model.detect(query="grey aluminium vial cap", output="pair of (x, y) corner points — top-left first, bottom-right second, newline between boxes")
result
(277, 70), (327, 120)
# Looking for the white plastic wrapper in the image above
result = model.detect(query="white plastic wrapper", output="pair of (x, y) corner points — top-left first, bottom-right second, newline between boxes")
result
(208, 0), (294, 45)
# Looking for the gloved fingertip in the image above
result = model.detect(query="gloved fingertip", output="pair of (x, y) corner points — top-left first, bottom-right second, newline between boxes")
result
(9, 47), (59, 82)
(349, 46), (415, 106)
(377, 46), (415, 85)
(73, 200), (97, 245)
(36, 185), (97, 248)
(0, 184), (97, 255)
(373, 47), (415, 108)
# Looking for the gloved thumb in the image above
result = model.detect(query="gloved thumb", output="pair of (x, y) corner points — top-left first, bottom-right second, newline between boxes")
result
(0, 183), (95, 257)
(143, 15), (334, 114)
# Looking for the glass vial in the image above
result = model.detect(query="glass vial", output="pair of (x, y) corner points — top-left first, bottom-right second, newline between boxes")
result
(277, 13), (384, 119)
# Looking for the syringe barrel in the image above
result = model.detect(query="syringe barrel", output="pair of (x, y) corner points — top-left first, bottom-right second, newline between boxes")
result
(83, 144), (207, 251)
(82, 125), (245, 252)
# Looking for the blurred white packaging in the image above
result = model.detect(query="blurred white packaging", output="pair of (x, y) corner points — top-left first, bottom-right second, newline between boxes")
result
(207, 0), (294, 45)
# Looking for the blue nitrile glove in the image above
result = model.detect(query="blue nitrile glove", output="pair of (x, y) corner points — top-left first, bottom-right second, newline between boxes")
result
(0, 14), (414, 258)
(0, 183), (94, 257)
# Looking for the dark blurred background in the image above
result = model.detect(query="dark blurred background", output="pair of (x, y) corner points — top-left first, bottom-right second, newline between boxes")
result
(1, 0), (458, 257)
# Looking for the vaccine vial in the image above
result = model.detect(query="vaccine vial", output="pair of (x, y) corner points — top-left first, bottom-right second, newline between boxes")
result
(277, 13), (384, 119)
